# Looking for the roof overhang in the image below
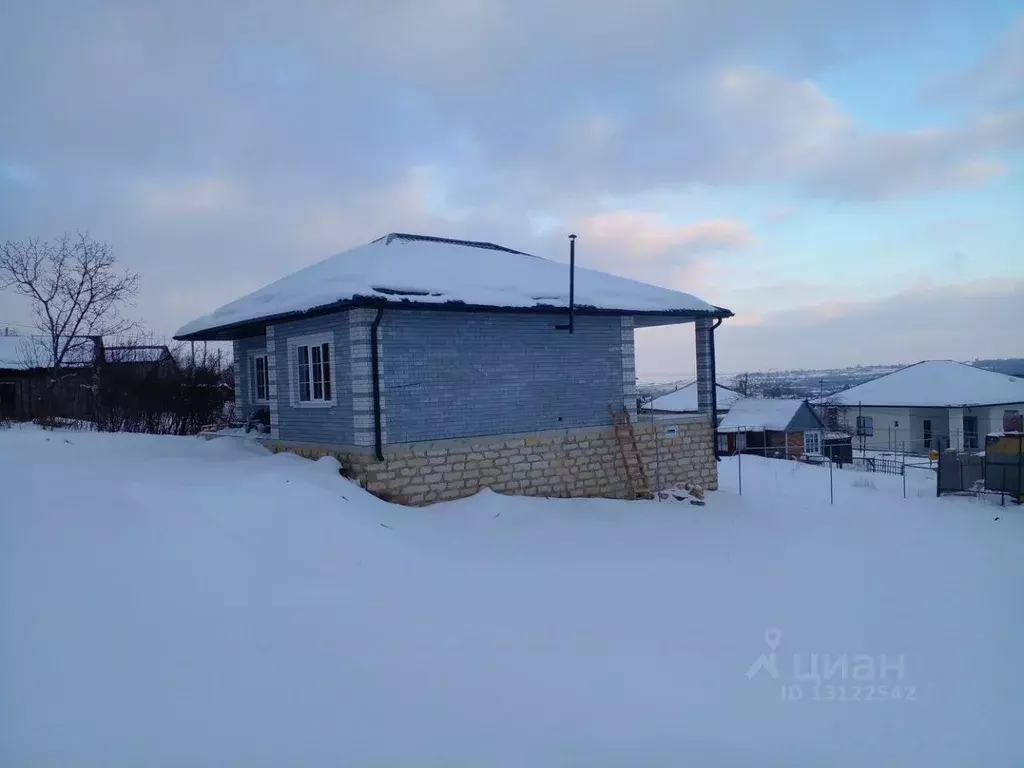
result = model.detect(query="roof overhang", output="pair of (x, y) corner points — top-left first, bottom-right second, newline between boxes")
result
(174, 298), (734, 342)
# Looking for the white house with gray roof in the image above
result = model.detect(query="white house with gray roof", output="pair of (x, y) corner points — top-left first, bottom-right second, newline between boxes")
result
(826, 360), (1024, 453)
(176, 233), (733, 504)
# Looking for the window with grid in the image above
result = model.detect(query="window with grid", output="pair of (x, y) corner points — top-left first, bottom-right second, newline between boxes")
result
(252, 354), (269, 402)
(804, 430), (822, 455)
(856, 416), (874, 436)
(295, 342), (332, 403)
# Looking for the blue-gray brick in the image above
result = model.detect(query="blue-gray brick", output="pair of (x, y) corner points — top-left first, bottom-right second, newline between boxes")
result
(380, 311), (625, 443)
(271, 313), (353, 445)
(252, 309), (630, 446)
(234, 335), (268, 423)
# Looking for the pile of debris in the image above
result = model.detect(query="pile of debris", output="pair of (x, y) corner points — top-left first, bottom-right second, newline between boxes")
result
(656, 482), (706, 505)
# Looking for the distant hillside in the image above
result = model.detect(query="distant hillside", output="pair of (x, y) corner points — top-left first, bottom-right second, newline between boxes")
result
(972, 358), (1024, 377)
(638, 358), (1024, 401)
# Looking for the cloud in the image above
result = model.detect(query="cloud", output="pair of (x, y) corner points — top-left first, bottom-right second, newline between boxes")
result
(0, 0), (1019, 371)
(717, 279), (1024, 370)
(489, 66), (1022, 204)
(931, 13), (1024, 109)
(137, 177), (247, 219)
(634, 278), (1022, 378)
(575, 213), (753, 259)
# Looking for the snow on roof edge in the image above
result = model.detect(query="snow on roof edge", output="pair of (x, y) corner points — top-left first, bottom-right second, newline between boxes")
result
(175, 295), (733, 341)
(174, 233), (734, 340)
(826, 360), (1024, 408)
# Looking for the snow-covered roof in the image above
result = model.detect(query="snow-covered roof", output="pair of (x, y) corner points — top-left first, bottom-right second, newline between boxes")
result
(718, 398), (812, 432)
(830, 361), (1024, 408)
(647, 381), (740, 412)
(0, 337), (167, 369)
(175, 233), (731, 340)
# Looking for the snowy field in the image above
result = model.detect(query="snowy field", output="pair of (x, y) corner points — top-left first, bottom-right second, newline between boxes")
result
(2, 425), (1022, 767)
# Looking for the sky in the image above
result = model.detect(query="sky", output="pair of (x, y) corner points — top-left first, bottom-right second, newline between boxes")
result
(0, 0), (1021, 380)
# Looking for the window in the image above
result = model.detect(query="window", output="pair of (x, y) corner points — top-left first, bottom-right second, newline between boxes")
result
(804, 430), (822, 455)
(295, 341), (332, 403)
(856, 415), (874, 436)
(963, 416), (978, 450)
(717, 434), (729, 453)
(1005, 410), (1022, 433)
(923, 419), (933, 450)
(252, 354), (269, 402)
(736, 432), (747, 450)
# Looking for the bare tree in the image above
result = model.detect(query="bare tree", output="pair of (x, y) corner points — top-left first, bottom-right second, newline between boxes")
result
(731, 371), (786, 399)
(0, 233), (139, 369)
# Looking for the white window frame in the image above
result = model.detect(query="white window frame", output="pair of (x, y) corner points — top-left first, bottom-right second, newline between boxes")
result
(736, 432), (747, 450)
(249, 352), (269, 404)
(287, 332), (335, 408)
(717, 433), (729, 453)
(804, 429), (822, 455)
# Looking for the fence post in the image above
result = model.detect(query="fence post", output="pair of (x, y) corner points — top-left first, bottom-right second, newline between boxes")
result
(1003, 466), (1007, 507)
(903, 464), (906, 499)
(829, 457), (833, 505)
(738, 448), (743, 496)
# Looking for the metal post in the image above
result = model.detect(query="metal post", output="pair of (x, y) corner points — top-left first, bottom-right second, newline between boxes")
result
(903, 464), (906, 499)
(738, 447), (742, 496)
(829, 457), (833, 505)
(567, 234), (576, 334)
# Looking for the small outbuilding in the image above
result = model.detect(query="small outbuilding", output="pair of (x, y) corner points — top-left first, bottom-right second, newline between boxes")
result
(175, 233), (734, 504)
(716, 398), (826, 460)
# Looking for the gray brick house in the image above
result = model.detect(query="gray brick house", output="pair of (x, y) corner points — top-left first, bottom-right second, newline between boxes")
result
(175, 233), (733, 503)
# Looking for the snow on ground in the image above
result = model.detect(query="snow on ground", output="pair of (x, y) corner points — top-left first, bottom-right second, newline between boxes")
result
(1, 426), (1022, 766)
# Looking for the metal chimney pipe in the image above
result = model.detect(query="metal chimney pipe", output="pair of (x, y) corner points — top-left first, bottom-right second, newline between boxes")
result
(568, 234), (576, 334)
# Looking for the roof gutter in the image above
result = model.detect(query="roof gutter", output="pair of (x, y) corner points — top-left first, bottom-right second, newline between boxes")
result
(710, 317), (723, 461)
(371, 308), (385, 462)
(174, 299), (735, 342)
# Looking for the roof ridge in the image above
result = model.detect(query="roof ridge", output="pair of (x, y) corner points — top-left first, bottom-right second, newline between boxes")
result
(375, 232), (538, 258)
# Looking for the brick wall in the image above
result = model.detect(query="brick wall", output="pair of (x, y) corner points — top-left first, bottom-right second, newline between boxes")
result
(271, 313), (354, 445)
(380, 311), (626, 443)
(263, 415), (717, 505)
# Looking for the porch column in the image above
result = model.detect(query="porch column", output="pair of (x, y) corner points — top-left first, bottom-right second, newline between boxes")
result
(266, 326), (279, 439)
(948, 407), (964, 451)
(621, 317), (637, 419)
(695, 317), (714, 418)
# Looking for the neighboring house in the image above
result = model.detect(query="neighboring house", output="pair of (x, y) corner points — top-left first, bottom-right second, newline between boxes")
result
(174, 232), (734, 504)
(644, 380), (740, 422)
(0, 335), (95, 420)
(0, 336), (175, 419)
(103, 345), (177, 376)
(825, 360), (1024, 453)
(716, 398), (826, 460)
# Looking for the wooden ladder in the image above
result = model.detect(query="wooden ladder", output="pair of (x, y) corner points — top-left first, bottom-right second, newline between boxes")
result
(610, 406), (652, 499)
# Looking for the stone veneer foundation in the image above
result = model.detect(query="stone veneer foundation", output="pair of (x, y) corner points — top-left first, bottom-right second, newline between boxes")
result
(262, 415), (717, 505)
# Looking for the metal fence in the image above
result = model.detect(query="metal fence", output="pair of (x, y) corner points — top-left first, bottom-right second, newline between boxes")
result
(939, 448), (1023, 503)
(852, 455), (906, 476)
